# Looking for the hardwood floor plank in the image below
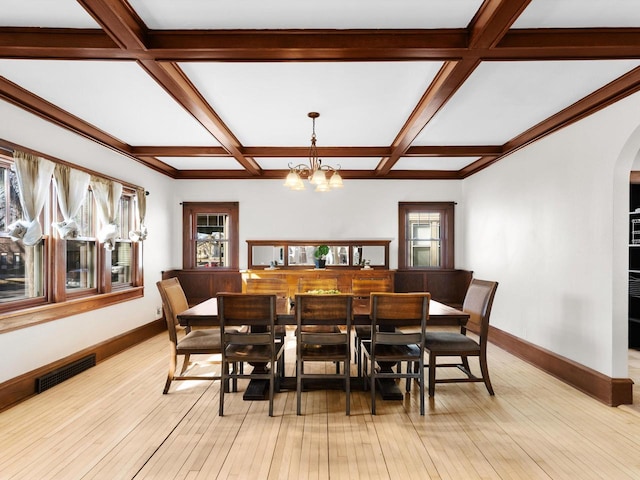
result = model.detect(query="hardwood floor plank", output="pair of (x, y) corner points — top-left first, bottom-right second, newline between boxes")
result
(1, 334), (640, 479)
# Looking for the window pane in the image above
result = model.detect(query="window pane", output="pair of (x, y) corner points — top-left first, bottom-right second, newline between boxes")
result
(0, 166), (24, 230)
(66, 240), (96, 290)
(0, 237), (44, 302)
(112, 241), (132, 285)
(196, 213), (229, 267)
(73, 190), (94, 237)
(118, 196), (131, 239)
(407, 212), (441, 267)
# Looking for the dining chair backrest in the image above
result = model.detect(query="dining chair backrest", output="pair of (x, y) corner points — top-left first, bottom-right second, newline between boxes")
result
(351, 277), (393, 297)
(298, 277), (339, 293)
(370, 292), (431, 344)
(245, 278), (289, 298)
(462, 279), (499, 341)
(295, 293), (352, 329)
(157, 277), (189, 344)
(217, 293), (277, 330)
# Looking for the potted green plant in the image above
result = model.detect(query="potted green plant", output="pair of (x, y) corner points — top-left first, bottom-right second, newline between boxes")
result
(314, 245), (330, 269)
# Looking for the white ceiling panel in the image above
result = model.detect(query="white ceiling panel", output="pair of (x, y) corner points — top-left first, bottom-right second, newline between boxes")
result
(161, 157), (245, 170)
(393, 157), (479, 171)
(513, 0), (640, 28)
(256, 157), (382, 171)
(129, 0), (484, 29)
(180, 61), (443, 147)
(415, 59), (640, 146)
(0, 0), (99, 28)
(0, 59), (220, 147)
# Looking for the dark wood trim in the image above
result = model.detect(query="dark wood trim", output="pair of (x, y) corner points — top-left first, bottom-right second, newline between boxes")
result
(487, 325), (633, 406)
(0, 287), (143, 334)
(0, 318), (165, 413)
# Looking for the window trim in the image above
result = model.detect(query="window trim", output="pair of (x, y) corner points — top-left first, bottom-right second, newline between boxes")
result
(398, 202), (455, 270)
(0, 142), (145, 328)
(182, 202), (239, 270)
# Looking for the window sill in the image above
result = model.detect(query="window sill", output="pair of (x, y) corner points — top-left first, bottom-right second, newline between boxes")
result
(0, 287), (144, 334)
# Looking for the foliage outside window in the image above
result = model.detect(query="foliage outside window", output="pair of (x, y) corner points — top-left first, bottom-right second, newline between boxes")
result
(183, 202), (239, 270)
(398, 202), (454, 269)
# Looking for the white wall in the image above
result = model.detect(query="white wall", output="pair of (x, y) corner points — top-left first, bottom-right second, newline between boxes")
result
(169, 178), (463, 271)
(0, 100), (175, 382)
(461, 90), (640, 378)
(3, 87), (640, 384)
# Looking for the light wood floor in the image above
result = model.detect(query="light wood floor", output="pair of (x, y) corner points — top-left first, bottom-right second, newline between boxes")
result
(2, 332), (640, 480)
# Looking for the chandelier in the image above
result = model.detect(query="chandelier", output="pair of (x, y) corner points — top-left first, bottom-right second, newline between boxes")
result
(284, 112), (343, 192)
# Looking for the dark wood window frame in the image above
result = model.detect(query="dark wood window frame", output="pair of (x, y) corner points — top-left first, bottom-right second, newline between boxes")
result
(398, 202), (455, 270)
(182, 202), (239, 270)
(0, 142), (144, 334)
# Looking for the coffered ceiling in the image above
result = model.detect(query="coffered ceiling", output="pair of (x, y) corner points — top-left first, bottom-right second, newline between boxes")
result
(1, 0), (640, 180)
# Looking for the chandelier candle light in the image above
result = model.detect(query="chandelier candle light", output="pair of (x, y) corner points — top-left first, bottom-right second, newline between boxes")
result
(284, 112), (344, 192)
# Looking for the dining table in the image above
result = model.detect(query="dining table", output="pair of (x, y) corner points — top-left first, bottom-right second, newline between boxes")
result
(177, 295), (470, 400)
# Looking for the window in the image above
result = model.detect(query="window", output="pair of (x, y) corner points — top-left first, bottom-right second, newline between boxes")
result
(65, 189), (96, 291)
(0, 160), (45, 303)
(398, 202), (454, 269)
(0, 148), (144, 326)
(111, 192), (134, 287)
(183, 202), (239, 270)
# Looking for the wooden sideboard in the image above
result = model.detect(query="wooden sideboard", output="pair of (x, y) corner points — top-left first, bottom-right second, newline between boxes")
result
(162, 268), (472, 309)
(242, 268), (395, 298)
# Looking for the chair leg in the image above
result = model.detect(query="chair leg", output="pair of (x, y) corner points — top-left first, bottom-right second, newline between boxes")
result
(163, 352), (178, 394)
(269, 361), (275, 417)
(345, 360), (351, 415)
(419, 358), (425, 415)
(370, 361), (376, 415)
(428, 352), (436, 397)
(479, 352), (495, 395)
(296, 359), (303, 416)
(219, 361), (227, 416)
(180, 353), (191, 375)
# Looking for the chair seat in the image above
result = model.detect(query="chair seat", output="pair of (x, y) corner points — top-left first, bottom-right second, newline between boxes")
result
(300, 343), (348, 360)
(355, 325), (371, 339)
(364, 343), (421, 362)
(177, 329), (222, 352)
(224, 344), (274, 362)
(296, 325), (341, 334)
(425, 332), (481, 353)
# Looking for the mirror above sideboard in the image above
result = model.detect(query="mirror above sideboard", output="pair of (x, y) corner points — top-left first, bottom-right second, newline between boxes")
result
(247, 240), (390, 270)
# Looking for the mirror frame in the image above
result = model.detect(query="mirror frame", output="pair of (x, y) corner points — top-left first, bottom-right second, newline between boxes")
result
(247, 240), (390, 270)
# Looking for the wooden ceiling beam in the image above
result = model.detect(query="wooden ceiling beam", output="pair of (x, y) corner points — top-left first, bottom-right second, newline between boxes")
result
(138, 60), (261, 175)
(76, 0), (148, 51)
(468, 0), (533, 49)
(3, 27), (640, 61)
(503, 66), (640, 155)
(376, 58), (481, 175)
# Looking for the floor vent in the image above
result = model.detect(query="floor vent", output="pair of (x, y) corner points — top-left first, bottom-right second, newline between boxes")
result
(36, 354), (96, 393)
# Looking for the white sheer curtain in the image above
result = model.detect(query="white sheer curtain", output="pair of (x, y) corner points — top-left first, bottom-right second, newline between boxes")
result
(129, 186), (148, 242)
(8, 150), (55, 246)
(90, 175), (122, 250)
(52, 164), (90, 239)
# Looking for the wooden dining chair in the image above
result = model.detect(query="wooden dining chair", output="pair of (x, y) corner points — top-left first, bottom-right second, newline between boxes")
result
(424, 279), (498, 397)
(156, 277), (225, 394)
(363, 292), (430, 415)
(217, 293), (285, 416)
(297, 278), (341, 334)
(245, 278), (289, 376)
(351, 277), (393, 377)
(295, 294), (353, 415)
